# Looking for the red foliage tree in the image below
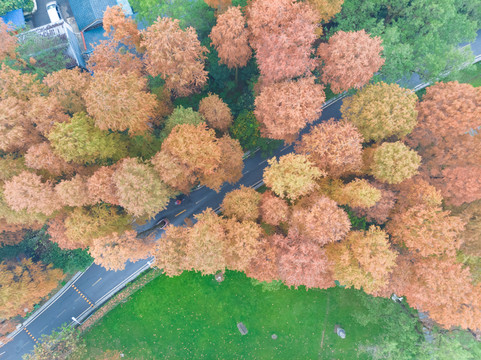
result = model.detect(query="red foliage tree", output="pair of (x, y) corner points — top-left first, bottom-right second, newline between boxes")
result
(141, 17), (208, 97)
(317, 30), (385, 93)
(352, 182), (397, 224)
(24, 143), (74, 177)
(277, 235), (334, 289)
(254, 77), (325, 142)
(245, 235), (280, 283)
(296, 119), (363, 177)
(289, 195), (350, 245)
(87, 166), (121, 205)
(209, 6), (251, 70)
(247, 0), (319, 84)
(260, 191), (289, 226)
(3, 171), (61, 216)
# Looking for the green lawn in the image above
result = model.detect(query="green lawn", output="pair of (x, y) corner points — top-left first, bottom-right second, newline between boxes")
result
(81, 271), (423, 359)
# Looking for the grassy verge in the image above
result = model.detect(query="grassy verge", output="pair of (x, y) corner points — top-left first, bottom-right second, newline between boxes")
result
(81, 270), (423, 359)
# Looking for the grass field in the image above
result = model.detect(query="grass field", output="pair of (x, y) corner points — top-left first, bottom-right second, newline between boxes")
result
(81, 270), (423, 359)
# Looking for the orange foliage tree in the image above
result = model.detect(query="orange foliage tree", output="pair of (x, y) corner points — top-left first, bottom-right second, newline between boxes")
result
(392, 255), (481, 330)
(289, 195), (350, 245)
(84, 68), (157, 135)
(296, 119), (363, 177)
(87, 166), (120, 205)
(371, 142), (421, 184)
(150, 151), (196, 194)
(260, 191), (289, 226)
(204, 0), (232, 11)
(89, 231), (152, 271)
(86, 39), (144, 77)
(277, 235), (334, 289)
(209, 6), (251, 70)
(103, 5), (141, 49)
(0, 19), (17, 62)
(263, 154), (324, 201)
(43, 68), (90, 114)
(223, 218), (262, 272)
(221, 185), (260, 221)
(198, 94), (233, 132)
(153, 224), (190, 276)
(113, 158), (174, 218)
(24, 142), (74, 177)
(3, 171), (61, 216)
(318, 30), (384, 93)
(341, 82), (418, 142)
(387, 204), (465, 257)
(245, 235), (280, 283)
(254, 77), (325, 142)
(0, 259), (63, 320)
(326, 226), (397, 294)
(352, 182), (397, 224)
(247, 0), (319, 84)
(141, 17), (208, 97)
(453, 200), (481, 257)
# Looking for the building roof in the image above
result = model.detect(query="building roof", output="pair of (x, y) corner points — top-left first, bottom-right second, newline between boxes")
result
(69, 0), (118, 31)
(1, 9), (25, 29)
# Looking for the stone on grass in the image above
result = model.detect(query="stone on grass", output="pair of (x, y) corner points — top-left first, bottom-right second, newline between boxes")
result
(237, 322), (248, 335)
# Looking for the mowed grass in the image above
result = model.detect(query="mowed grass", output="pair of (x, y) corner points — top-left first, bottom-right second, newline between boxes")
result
(82, 271), (421, 359)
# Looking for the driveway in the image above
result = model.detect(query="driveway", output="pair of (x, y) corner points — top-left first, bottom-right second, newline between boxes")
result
(31, 0), (74, 28)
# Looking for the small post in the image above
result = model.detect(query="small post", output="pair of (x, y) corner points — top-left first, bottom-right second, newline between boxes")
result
(334, 324), (346, 339)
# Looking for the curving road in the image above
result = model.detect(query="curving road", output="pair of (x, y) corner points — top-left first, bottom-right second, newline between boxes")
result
(2, 29), (481, 360)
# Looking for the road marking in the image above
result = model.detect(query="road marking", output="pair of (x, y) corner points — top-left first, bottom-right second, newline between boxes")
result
(0, 351), (6, 356)
(40, 325), (48, 333)
(56, 309), (66, 318)
(23, 328), (38, 344)
(259, 159), (267, 165)
(195, 196), (207, 204)
(281, 145), (291, 151)
(91, 277), (102, 287)
(175, 209), (186, 217)
(71, 285), (94, 308)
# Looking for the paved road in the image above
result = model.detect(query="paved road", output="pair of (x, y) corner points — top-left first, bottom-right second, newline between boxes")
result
(2, 27), (481, 360)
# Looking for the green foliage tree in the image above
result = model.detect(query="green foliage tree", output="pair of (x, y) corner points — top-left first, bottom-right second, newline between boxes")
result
(160, 106), (205, 140)
(0, 0), (34, 16)
(48, 112), (128, 164)
(371, 142), (421, 184)
(332, 0), (480, 82)
(229, 110), (278, 152)
(23, 324), (86, 360)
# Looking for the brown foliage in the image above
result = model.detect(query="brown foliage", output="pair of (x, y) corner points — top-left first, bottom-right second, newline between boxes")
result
(387, 204), (465, 257)
(153, 224), (190, 276)
(55, 175), (94, 207)
(392, 256), (481, 330)
(341, 82), (418, 142)
(86, 40), (144, 77)
(84, 69), (157, 135)
(307, 0), (343, 23)
(247, 0), (319, 84)
(0, 19), (18, 62)
(113, 158), (173, 218)
(0, 224), (26, 247)
(296, 119), (363, 177)
(0, 64), (45, 101)
(25, 95), (69, 135)
(141, 17), (208, 97)
(43, 68), (90, 114)
(221, 185), (261, 221)
(318, 30), (384, 93)
(87, 166), (121, 205)
(254, 77), (325, 142)
(438, 166), (481, 207)
(260, 191), (289, 226)
(326, 226), (397, 294)
(3, 171), (61, 216)
(103, 5), (141, 49)
(0, 259), (63, 320)
(453, 200), (481, 257)
(393, 177), (443, 213)
(198, 94), (233, 132)
(47, 213), (74, 250)
(289, 195), (350, 245)
(209, 6), (251, 69)
(277, 235), (334, 289)
(0, 155), (28, 182)
(89, 230), (152, 271)
(25, 142), (74, 177)
(263, 154), (324, 201)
